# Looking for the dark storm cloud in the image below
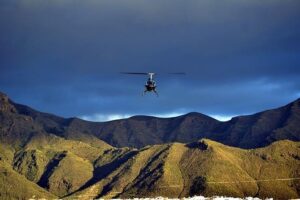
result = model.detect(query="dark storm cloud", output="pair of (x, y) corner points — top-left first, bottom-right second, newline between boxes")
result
(0, 0), (300, 120)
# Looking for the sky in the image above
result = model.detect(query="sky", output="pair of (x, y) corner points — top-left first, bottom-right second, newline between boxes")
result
(0, 0), (300, 121)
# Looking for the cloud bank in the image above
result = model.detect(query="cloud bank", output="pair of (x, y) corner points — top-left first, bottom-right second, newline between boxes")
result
(0, 0), (300, 120)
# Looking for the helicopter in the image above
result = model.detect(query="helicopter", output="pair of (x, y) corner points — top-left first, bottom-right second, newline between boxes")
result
(121, 72), (185, 96)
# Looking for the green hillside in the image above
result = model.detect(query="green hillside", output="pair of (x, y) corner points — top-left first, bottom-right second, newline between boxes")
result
(67, 139), (300, 199)
(1, 133), (300, 199)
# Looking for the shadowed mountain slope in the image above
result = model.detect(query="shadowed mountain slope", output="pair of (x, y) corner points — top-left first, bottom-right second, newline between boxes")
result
(1, 91), (300, 149)
(0, 150), (57, 200)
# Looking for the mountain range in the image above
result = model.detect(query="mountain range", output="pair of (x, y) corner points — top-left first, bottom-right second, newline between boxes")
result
(1, 92), (300, 149)
(0, 91), (300, 199)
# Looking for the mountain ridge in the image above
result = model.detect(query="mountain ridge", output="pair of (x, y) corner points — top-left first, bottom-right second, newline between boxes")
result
(1, 91), (300, 149)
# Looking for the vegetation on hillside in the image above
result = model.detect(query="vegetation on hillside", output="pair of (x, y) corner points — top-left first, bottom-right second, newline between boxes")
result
(1, 92), (300, 199)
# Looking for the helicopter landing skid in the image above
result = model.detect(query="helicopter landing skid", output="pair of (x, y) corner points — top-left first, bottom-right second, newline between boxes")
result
(142, 90), (158, 97)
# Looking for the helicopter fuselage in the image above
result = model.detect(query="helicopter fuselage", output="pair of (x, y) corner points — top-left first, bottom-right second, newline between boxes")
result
(145, 80), (156, 91)
(145, 84), (156, 91)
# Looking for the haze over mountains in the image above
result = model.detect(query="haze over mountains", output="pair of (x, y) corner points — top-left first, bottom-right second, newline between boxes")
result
(0, 91), (300, 199)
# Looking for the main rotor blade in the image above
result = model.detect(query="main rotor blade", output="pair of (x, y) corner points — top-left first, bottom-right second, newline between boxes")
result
(121, 72), (185, 75)
(121, 72), (149, 75)
(168, 72), (186, 75)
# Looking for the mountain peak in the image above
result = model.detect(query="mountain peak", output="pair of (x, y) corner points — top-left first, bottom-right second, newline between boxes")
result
(0, 92), (16, 113)
(0, 92), (9, 102)
(184, 112), (219, 121)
